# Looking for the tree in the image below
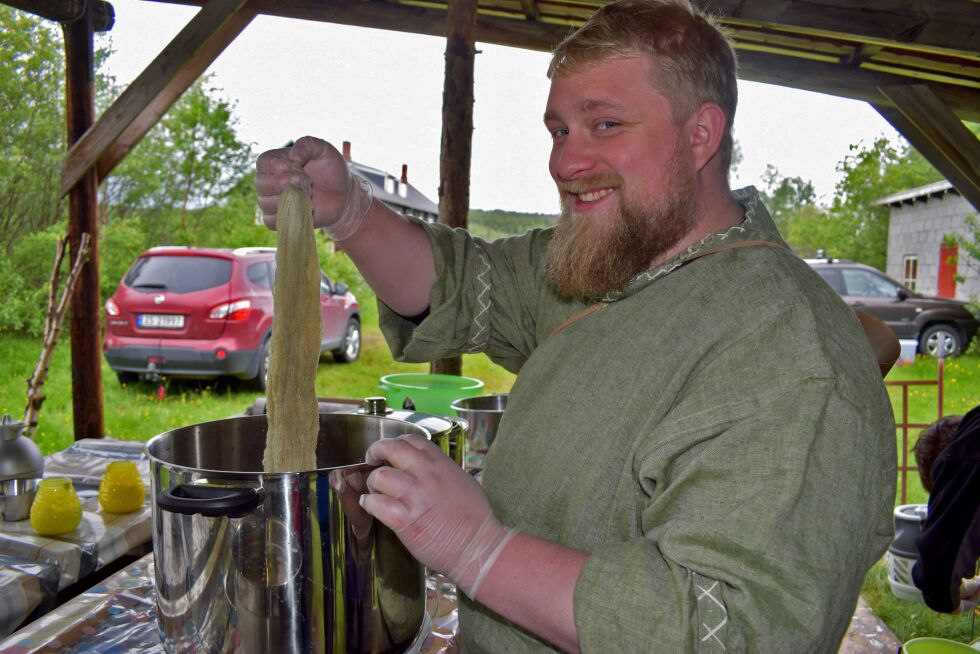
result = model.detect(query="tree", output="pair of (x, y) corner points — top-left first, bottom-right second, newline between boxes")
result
(100, 75), (254, 232)
(0, 13), (256, 333)
(759, 164), (817, 236)
(827, 136), (942, 269)
(0, 7), (66, 255)
(756, 164), (833, 258)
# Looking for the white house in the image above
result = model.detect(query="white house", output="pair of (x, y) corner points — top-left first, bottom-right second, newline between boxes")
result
(877, 180), (978, 302)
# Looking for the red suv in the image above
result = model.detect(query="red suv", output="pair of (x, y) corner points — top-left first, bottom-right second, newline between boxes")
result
(103, 246), (361, 389)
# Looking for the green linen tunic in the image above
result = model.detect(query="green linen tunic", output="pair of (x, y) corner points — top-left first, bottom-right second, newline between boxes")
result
(379, 188), (896, 653)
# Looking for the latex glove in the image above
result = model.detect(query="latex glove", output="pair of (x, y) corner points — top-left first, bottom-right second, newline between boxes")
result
(255, 136), (372, 240)
(960, 576), (980, 613)
(360, 434), (518, 599)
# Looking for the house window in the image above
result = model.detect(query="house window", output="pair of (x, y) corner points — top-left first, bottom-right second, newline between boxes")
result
(903, 255), (918, 291)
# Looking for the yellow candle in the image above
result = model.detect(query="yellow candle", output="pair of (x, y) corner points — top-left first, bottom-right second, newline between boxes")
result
(98, 461), (146, 514)
(30, 478), (82, 536)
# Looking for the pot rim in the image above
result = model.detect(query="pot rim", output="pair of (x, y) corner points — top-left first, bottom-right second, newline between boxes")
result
(145, 414), (430, 477)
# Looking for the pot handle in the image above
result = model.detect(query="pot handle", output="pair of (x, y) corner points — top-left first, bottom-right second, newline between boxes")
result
(157, 484), (261, 518)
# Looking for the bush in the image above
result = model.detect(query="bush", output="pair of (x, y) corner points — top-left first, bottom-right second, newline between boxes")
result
(0, 226), (66, 335)
(100, 218), (148, 300)
(318, 240), (377, 327)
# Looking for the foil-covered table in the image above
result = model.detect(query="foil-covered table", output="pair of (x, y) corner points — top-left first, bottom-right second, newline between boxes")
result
(0, 439), (152, 639)
(0, 553), (462, 654)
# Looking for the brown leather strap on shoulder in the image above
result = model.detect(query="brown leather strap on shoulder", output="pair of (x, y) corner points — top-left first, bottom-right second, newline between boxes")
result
(548, 302), (609, 338)
(677, 239), (788, 267)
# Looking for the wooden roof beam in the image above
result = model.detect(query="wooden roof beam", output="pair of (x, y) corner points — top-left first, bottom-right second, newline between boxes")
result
(519, 0), (539, 22)
(1, 0), (115, 31)
(59, 0), (256, 196)
(874, 85), (980, 211)
(699, 0), (978, 57)
(147, 0), (570, 50)
(147, 0), (980, 119)
(735, 50), (980, 123)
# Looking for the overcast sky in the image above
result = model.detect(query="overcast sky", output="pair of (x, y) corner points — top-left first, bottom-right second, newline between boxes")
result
(98, 0), (902, 215)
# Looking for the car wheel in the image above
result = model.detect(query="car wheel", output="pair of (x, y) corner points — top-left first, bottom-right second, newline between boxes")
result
(919, 324), (963, 358)
(116, 371), (138, 385)
(252, 338), (271, 391)
(333, 318), (361, 363)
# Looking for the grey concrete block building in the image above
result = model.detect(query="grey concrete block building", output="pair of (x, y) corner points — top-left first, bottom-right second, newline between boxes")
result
(878, 181), (979, 302)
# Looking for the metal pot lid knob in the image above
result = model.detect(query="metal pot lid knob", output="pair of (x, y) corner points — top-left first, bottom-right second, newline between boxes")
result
(361, 397), (391, 416)
(0, 414), (44, 483)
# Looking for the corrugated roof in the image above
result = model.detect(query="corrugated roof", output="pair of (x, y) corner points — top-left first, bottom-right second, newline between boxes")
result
(874, 180), (957, 207)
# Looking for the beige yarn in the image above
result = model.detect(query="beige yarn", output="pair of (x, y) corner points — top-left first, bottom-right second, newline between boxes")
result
(263, 184), (322, 473)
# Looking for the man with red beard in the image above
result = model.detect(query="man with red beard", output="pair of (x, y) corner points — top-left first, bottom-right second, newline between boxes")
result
(255, 0), (895, 651)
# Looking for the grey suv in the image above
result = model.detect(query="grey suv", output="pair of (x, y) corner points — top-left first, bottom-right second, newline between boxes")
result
(807, 259), (978, 357)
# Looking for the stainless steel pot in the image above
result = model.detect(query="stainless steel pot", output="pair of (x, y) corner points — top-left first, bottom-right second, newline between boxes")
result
(450, 394), (508, 470)
(146, 413), (430, 654)
(360, 397), (466, 468)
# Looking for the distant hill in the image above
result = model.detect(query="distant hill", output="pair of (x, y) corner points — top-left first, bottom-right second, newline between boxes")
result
(467, 209), (558, 239)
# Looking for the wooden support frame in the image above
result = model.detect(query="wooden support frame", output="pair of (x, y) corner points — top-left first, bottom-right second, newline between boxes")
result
(63, 4), (104, 440)
(874, 85), (980, 210)
(431, 0), (478, 378)
(59, 0), (256, 196)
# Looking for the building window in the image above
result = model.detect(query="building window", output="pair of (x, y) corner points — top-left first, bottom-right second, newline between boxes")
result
(903, 255), (918, 291)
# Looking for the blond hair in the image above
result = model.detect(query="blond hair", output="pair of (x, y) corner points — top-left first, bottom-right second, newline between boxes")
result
(549, 0), (738, 171)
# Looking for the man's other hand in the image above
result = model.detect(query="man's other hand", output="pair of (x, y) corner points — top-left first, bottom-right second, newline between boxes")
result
(360, 434), (517, 599)
(960, 576), (980, 614)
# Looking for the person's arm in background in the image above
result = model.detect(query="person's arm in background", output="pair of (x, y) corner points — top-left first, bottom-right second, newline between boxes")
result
(255, 136), (435, 317)
(912, 405), (980, 613)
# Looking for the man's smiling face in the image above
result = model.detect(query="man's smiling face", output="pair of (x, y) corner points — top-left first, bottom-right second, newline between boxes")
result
(543, 56), (700, 301)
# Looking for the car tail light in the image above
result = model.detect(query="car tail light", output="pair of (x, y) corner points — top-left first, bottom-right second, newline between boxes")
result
(105, 298), (120, 316)
(210, 299), (251, 320)
(215, 348), (227, 360)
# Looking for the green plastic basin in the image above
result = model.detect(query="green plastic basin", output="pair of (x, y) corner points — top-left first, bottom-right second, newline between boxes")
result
(379, 373), (484, 416)
(903, 638), (979, 654)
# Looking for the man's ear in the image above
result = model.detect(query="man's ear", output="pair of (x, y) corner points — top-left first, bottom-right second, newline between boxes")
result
(688, 102), (726, 171)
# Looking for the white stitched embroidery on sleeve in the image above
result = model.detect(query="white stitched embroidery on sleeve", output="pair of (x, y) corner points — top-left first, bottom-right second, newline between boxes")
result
(465, 245), (491, 353)
(695, 575), (728, 652)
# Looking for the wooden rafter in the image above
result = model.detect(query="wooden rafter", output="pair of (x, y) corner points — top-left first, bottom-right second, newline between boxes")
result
(519, 0), (539, 22)
(874, 85), (980, 211)
(59, 0), (256, 196)
(150, 0), (980, 123)
(695, 0), (978, 56)
(735, 50), (980, 123)
(1, 0), (115, 31)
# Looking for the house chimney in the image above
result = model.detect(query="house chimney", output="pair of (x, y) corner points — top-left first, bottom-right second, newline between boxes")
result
(401, 164), (408, 184)
(342, 141), (351, 162)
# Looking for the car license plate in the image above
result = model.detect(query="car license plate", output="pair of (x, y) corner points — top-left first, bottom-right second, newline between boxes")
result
(139, 313), (184, 329)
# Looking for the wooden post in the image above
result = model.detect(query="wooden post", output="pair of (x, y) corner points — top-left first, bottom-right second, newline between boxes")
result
(63, 6), (104, 440)
(431, 0), (477, 378)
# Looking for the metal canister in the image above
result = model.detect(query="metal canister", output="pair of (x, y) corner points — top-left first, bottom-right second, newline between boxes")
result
(0, 414), (44, 521)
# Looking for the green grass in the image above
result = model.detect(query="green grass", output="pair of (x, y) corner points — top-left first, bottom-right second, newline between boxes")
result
(884, 353), (980, 506)
(0, 326), (515, 455)
(861, 562), (978, 643)
(867, 352), (980, 643)
(3, 329), (977, 643)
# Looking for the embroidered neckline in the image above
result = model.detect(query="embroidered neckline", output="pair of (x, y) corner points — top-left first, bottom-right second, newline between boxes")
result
(600, 187), (772, 302)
